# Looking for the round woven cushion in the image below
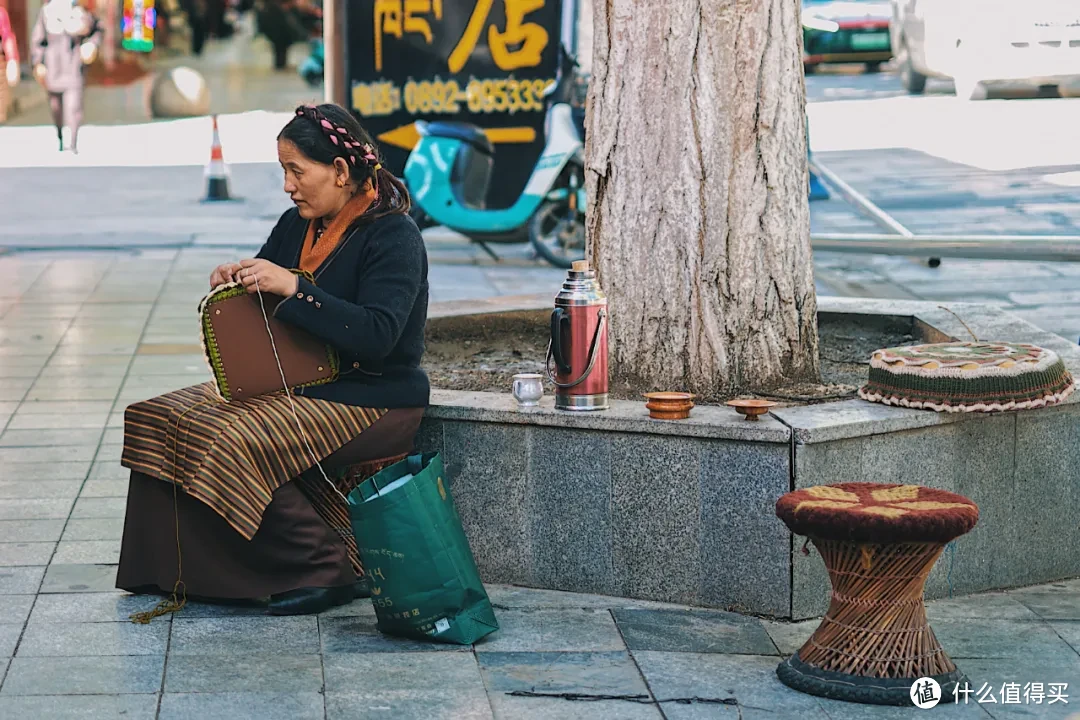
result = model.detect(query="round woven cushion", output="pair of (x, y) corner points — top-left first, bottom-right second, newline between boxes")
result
(858, 341), (1074, 412)
(775, 483), (979, 543)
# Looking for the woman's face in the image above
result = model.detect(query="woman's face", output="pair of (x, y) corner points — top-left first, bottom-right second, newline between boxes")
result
(278, 138), (349, 220)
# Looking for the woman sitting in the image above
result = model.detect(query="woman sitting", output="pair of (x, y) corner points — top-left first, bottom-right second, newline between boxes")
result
(116, 103), (430, 616)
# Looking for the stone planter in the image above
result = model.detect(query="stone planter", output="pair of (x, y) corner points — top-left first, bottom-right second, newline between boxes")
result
(418, 297), (1080, 620)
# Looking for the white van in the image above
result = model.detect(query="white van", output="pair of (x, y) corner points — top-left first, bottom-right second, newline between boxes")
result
(890, 0), (1080, 99)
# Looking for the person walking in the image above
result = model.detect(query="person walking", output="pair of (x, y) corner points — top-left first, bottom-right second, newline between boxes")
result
(30, 0), (101, 153)
(0, 4), (20, 123)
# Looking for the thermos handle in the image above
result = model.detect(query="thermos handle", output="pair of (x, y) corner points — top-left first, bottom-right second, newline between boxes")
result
(550, 308), (572, 374)
(545, 309), (607, 389)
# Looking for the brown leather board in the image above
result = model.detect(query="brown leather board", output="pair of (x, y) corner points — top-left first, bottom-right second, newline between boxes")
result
(205, 291), (336, 402)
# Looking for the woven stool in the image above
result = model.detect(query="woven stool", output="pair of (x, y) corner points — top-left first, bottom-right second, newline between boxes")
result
(775, 483), (979, 705)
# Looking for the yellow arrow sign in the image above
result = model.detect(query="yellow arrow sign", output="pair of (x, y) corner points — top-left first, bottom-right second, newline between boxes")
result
(377, 123), (537, 151)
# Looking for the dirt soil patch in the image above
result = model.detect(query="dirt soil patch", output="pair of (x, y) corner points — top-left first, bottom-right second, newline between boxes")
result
(423, 311), (919, 407)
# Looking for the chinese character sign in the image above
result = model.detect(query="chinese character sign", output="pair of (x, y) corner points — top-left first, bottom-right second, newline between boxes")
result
(346, 0), (564, 208)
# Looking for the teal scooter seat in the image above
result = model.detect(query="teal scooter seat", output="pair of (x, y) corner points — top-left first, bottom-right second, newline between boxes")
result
(419, 122), (494, 155)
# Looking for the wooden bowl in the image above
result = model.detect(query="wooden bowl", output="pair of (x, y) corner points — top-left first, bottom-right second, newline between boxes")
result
(644, 392), (696, 420)
(726, 398), (778, 421)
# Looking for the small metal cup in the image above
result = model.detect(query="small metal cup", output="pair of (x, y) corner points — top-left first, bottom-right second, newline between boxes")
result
(512, 373), (543, 407)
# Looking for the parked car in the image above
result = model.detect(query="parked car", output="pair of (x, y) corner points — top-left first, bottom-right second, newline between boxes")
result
(890, 0), (1080, 99)
(802, 0), (894, 74)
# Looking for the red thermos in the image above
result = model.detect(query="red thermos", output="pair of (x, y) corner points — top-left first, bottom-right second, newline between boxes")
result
(546, 261), (609, 411)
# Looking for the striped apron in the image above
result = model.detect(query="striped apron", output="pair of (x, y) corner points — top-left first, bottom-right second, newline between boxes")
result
(121, 382), (386, 554)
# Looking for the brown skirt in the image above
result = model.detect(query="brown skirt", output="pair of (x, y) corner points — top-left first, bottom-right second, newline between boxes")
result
(116, 406), (425, 599)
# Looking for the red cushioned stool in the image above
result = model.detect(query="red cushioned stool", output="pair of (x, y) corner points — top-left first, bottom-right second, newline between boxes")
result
(775, 483), (979, 706)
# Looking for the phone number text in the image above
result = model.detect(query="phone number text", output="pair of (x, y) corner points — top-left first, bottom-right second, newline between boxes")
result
(352, 76), (555, 118)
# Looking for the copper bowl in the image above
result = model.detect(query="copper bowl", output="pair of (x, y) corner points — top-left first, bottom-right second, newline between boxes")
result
(726, 398), (778, 421)
(644, 392), (696, 420)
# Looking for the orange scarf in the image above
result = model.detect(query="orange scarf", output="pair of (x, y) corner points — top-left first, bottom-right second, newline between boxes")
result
(298, 186), (377, 275)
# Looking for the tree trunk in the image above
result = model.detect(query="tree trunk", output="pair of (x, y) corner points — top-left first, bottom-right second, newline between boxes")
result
(585, 0), (819, 400)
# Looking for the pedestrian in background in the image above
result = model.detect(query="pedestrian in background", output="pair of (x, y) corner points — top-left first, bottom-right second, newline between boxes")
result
(30, 0), (101, 153)
(0, 4), (20, 123)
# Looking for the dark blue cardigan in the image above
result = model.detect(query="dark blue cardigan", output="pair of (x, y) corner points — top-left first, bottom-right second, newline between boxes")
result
(256, 207), (430, 409)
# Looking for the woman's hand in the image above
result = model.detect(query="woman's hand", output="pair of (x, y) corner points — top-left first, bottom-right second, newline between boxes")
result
(236, 258), (300, 297)
(33, 64), (46, 84)
(209, 261), (241, 288)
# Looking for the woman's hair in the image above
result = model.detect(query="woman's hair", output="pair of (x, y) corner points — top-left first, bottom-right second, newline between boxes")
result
(277, 103), (411, 220)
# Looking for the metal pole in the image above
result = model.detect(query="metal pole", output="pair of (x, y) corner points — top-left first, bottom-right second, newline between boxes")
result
(323, 0), (346, 107)
(809, 158), (913, 238)
(811, 233), (1080, 262)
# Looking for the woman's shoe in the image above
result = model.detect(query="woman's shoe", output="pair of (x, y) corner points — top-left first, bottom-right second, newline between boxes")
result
(268, 585), (355, 615)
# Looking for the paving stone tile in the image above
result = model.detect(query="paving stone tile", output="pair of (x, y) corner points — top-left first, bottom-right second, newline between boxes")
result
(13, 401), (115, 415)
(473, 609), (625, 653)
(164, 653), (324, 693)
(94, 445), (124, 464)
(17, 619), (168, 656)
(0, 481), (81, 500)
(100, 428), (125, 446)
(327, 689), (496, 720)
(61, 518), (125, 542)
(0, 595), (33, 624)
(483, 584), (688, 612)
(816, 696), (992, 719)
(0, 498), (73, 520)
(170, 616), (320, 655)
(52, 541), (120, 565)
(762, 619), (818, 658)
(0, 520), (65, 543)
(0, 462), (89, 482)
(927, 593), (1042, 622)
(0, 623), (21, 657)
(943, 655), (1080, 718)
(1009, 584), (1080, 621)
(0, 566), (44, 595)
(40, 563), (118, 593)
(1048, 621), (1080, 654)
(158, 692), (325, 720)
(931, 618), (1074, 660)
(324, 651), (486, 692)
(169, 599), (269, 618)
(70, 497), (126, 518)
(478, 652), (650, 702)
(79, 479), (129, 498)
(0, 694), (159, 718)
(88, 462), (130, 481)
(0, 429), (103, 448)
(632, 651), (827, 717)
(0, 446), (95, 463)
(0, 543), (55, 567)
(320, 616), (469, 653)
(29, 592), (164, 623)
(317, 598), (376, 618)
(1, 655), (165, 695)
(612, 609), (778, 655)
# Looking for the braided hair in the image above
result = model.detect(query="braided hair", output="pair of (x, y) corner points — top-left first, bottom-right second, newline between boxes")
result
(277, 103), (411, 220)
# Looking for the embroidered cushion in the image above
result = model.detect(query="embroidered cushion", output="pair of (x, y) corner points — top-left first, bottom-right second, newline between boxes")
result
(858, 341), (1074, 413)
(776, 483), (979, 544)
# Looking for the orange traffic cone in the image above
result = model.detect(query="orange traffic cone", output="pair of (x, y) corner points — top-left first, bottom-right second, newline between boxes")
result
(203, 114), (231, 202)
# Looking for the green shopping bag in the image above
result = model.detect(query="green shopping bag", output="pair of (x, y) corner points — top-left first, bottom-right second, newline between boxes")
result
(346, 452), (499, 645)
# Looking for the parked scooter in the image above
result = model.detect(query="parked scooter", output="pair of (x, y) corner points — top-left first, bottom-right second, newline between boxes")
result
(403, 50), (587, 268)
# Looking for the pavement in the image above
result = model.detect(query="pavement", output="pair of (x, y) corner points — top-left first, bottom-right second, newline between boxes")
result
(1, 26), (1080, 720)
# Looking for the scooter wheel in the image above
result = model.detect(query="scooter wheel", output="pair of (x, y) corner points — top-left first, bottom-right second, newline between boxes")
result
(529, 198), (586, 269)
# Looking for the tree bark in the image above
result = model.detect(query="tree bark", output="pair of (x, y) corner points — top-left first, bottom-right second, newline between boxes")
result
(585, 0), (819, 399)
